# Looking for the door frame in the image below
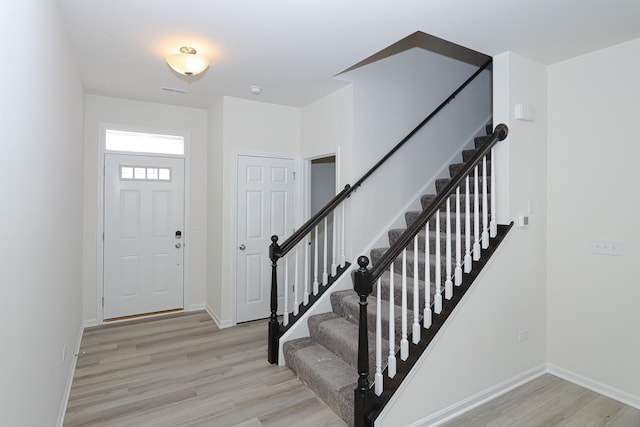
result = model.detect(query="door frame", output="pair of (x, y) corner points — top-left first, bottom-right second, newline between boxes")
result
(232, 151), (301, 325)
(96, 123), (191, 324)
(304, 151), (339, 221)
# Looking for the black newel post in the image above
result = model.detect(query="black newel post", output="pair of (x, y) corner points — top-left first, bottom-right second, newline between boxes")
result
(268, 235), (281, 365)
(353, 256), (374, 427)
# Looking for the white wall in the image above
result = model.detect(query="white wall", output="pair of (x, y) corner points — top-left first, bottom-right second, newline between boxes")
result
(211, 96), (301, 325)
(82, 95), (208, 323)
(342, 48), (492, 256)
(547, 38), (640, 402)
(0, 1), (84, 425)
(378, 51), (548, 426)
(301, 85), (354, 257)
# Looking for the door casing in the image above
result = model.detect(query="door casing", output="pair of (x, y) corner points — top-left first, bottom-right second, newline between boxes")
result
(96, 123), (191, 324)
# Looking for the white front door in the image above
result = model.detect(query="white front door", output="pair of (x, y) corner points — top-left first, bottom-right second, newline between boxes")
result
(103, 154), (185, 319)
(236, 155), (295, 323)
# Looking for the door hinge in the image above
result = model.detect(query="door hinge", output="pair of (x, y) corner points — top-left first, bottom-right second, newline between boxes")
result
(292, 171), (296, 180)
(103, 165), (105, 176)
(102, 232), (104, 241)
(101, 297), (104, 307)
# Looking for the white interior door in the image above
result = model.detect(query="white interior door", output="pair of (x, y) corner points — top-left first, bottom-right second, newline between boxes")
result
(104, 154), (185, 319)
(236, 155), (294, 323)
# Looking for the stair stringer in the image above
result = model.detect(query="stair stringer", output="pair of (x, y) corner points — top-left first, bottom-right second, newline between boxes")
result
(277, 117), (491, 365)
(374, 228), (544, 427)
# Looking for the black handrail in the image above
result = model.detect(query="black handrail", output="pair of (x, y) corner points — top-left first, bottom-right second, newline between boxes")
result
(367, 123), (508, 282)
(272, 59), (493, 259)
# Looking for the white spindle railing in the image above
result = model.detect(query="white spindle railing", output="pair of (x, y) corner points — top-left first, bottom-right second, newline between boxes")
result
(388, 263), (396, 378)
(482, 157), (489, 249)
(455, 187), (462, 286)
(490, 148), (497, 238)
(350, 123), (509, 413)
(473, 165), (481, 261)
(412, 236), (420, 343)
(424, 221), (432, 328)
(434, 210), (442, 314)
(277, 200), (350, 325)
(323, 217), (329, 285)
(313, 226), (319, 295)
(445, 198), (453, 300)
(401, 249), (408, 360)
(464, 176), (472, 273)
(375, 277), (383, 396)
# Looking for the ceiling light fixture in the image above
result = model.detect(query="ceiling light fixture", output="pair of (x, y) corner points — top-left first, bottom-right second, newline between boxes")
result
(249, 85), (262, 95)
(166, 47), (209, 76)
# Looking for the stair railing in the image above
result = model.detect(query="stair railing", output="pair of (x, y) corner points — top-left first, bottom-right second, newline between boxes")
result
(352, 124), (509, 426)
(268, 59), (493, 365)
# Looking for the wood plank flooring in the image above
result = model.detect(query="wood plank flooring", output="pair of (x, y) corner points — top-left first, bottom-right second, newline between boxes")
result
(441, 374), (640, 427)
(65, 311), (640, 427)
(64, 311), (347, 427)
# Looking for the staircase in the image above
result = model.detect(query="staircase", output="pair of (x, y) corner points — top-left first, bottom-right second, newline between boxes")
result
(282, 126), (510, 426)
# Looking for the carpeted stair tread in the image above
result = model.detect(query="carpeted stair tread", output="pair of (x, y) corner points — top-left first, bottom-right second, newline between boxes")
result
(283, 337), (316, 376)
(449, 161), (492, 178)
(404, 210), (485, 232)
(420, 193), (491, 211)
(285, 340), (356, 425)
(436, 177), (490, 194)
(462, 149), (492, 163)
(308, 312), (383, 378)
(330, 289), (413, 343)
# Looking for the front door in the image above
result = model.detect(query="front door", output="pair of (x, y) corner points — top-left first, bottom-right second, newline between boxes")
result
(236, 155), (295, 323)
(103, 154), (185, 319)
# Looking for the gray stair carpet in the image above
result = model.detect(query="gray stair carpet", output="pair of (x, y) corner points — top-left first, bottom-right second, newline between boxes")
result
(282, 131), (493, 427)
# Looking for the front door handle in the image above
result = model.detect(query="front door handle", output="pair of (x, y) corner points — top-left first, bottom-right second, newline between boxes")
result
(239, 244), (246, 250)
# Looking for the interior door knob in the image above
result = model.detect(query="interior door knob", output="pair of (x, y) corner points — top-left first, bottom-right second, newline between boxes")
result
(175, 243), (182, 248)
(239, 244), (246, 250)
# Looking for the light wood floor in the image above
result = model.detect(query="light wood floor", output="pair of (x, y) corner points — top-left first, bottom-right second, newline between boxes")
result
(441, 373), (640, 427)
(64, 311), (347, 427)
(65, 311), (640, 427)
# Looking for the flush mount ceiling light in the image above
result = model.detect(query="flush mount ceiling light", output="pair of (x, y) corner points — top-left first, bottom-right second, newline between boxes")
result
(166, 47), (209, 76)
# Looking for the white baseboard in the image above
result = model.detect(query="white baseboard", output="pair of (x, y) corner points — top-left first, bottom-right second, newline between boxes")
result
(407, 364), (547, 427)
(547, 364), (640, 410)
(187, 304), (206, 312)
(205, 305), (232, 329)
(57, 321), (85, 427)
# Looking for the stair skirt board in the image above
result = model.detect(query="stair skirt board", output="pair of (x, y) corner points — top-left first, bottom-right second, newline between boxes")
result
(282, 124), (501, 426)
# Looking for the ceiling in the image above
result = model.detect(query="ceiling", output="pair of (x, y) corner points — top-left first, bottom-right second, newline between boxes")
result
(58, 0), (640, 109)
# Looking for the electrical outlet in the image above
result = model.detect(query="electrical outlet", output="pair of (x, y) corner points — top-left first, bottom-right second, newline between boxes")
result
(518, 330), (529, 342)
(591, 239), (621, 256)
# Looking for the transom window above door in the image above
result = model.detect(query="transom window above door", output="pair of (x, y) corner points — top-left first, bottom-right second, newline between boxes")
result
(105, 129), (184, 155)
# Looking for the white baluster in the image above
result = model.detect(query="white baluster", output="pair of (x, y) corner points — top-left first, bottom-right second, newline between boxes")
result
(473, 166), (481, 261)
(340, 203), (346, 268)
(435, 210), (442, 314)
(304, 236), (310, 305)
(445, 198), (453, 300)
(331, 211), (337, 276)
(283, 256), (289, 326)
(293, 246), (299, 315)
(388, 263), (396, 378)
(424, 221), (432, 328)
(375, 277), (383, 396)
(412, 235), (420, 343)
(401, 250), (408, 360)
(464, 175), (472, 273)
(455, 186), (462, 286)
(490, 147), (497, 238)
(313, 226), (319, 295)
(323, 217), (329, 285)
(482, 156), (489, 249)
